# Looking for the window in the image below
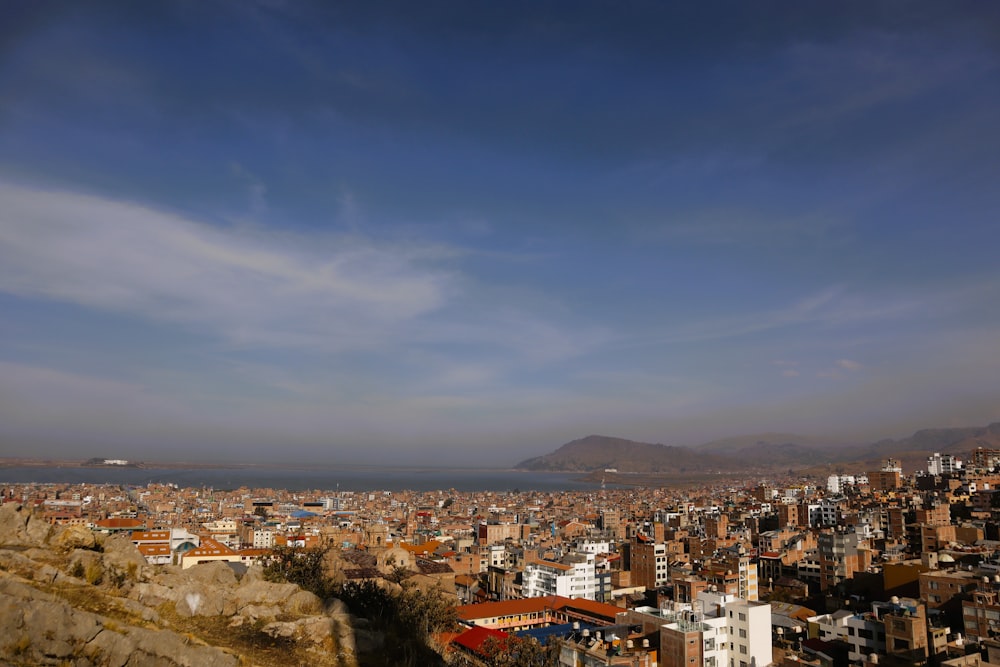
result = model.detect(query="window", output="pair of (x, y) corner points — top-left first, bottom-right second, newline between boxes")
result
(739, 629), (747, 638)
(740, 645), (748, 654)
(738, 613), (746, 621)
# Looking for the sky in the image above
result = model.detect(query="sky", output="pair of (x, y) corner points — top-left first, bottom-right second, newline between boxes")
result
(1, 1), (999, 466)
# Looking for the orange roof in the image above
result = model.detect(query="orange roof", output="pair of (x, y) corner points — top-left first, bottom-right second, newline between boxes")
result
(132, 530), (170, 542)
(457, 596), (556, 621)
(527, 557), (572, 571)
(138, 544), (171, 556)
(555, 596), (622, 622)
(400, 540), (442, 555)
(456, 595), (622, 623)
(182, 537), (235, 559)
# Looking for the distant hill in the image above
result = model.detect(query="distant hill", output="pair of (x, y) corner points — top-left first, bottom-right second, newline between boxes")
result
(696, 433), (855, 465)
(514, 435), (732, 473)
(515, 423), (1000, 474)
(842, 422), (1000, 470)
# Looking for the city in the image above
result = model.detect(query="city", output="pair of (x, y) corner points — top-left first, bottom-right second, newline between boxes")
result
(6, 447), (1000, 665)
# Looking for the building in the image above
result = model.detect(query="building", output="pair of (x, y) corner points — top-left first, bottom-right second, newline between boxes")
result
(818, 529), (871, 592)
(726, 597), (772, 667)
(927, 453), (963, 476)
(963, 580), (1000, 644)
(456, 595), (622, 631)
(869, 460), (904, 493)
(631, 540), (669, 590)
(131, 528), (200, 565)
(624, 591), (771, 667)
(522, 553), (597, 600)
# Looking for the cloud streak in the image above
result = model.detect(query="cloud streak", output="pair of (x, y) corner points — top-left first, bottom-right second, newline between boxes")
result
(0, 181), (453, 350)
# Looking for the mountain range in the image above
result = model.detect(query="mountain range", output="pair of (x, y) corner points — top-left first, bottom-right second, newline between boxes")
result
(514, 422), (1000, 474)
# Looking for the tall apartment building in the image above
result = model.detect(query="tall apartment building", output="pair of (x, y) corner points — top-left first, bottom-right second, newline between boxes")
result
(818, 529), (871, 591)
(972, 447), (1000, 472)
(598, 508), (624, 539)
(963, 578), (1000, 643)
(725, 551), (759, 602)
(631, 540), (669, 590)
(827, 474), (856, 494)
(927, 452), (963, 475)
(705, 514), (728, 540)
(777, 503), (802, 529)
(869, 459), (903, 492)
(725, 598), (772, 667)
(633, 591), (771, 667)
(522, 553), (597, 600)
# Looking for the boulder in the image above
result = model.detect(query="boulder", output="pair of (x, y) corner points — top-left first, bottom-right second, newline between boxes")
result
(55, 524), (98, 552)
(0, 503), (53, 546)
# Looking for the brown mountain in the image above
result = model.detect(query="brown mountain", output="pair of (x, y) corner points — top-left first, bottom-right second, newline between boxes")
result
(839, 422), (1000, 470)
(514, 435), (732, 473)
(515, 423), (1000, 474)
(696, 433), (854, 465)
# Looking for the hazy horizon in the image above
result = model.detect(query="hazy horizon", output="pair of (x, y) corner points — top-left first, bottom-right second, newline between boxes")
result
(2, 2), (999, 466)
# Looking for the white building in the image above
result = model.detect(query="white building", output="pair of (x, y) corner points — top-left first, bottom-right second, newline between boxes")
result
(725, 597), (772, 667)
(827, 474), (856, 494)
(572, 538), (612, 555)
(522, 553), (597, 600)
(251, 528), (276, 549)
(927, 452), (963, 475)
(628, 591), (771, 667)
(808, 603), (892, 663)
(807, 499), (841, 527)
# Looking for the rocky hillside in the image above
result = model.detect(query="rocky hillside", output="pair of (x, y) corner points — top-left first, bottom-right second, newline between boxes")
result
(0, 503), (360, 666)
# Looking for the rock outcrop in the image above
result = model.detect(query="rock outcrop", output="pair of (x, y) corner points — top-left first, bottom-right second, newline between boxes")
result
(0, 503), (360, 666)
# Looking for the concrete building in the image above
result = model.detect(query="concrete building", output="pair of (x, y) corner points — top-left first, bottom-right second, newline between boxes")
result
(522, 553), (597, 600)
(928, 452), (963, 476)
(818, 529), (871, 592)
(631, 540), (669, 590)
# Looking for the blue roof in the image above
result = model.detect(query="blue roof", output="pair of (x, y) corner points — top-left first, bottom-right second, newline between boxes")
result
(516, 622), (599, 645)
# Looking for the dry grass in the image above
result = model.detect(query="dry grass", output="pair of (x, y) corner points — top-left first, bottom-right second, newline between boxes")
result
(156, 604), (339, 667)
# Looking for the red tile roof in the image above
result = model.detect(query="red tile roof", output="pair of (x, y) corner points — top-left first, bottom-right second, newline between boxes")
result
(452, 626), (508, 655)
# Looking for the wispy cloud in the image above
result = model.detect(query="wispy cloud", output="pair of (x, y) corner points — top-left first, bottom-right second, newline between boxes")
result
(0, 180), (607, 379)
(837, 358), (863, 372)
(0, 181), (453, 350)
(623, 286), (913, 348)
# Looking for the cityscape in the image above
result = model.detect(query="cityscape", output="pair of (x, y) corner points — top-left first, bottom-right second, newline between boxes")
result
(3, 1), (1000, 666)
(4, 444), (1000, 665)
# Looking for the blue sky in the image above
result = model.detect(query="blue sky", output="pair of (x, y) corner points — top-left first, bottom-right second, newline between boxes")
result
(1, 1), (999, 465)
